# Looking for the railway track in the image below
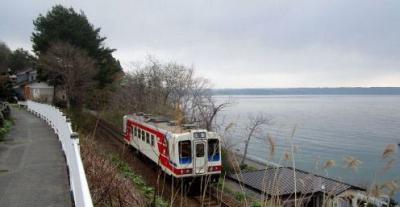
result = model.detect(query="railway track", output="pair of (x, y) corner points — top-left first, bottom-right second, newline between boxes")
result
(94, 117), (235, 207)
(192, 187), (233, 207)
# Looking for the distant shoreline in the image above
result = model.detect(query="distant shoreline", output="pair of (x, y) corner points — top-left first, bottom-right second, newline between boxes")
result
(212, 87), (400, 95)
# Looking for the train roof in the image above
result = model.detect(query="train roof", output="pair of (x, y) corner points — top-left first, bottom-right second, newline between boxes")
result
(125, 113), (199, 134)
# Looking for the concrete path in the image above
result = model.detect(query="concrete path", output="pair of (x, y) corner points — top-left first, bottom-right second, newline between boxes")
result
(0, 108), (72, 207)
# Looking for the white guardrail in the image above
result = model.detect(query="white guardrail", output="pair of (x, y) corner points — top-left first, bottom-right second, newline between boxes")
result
(26, 101), (93, 207)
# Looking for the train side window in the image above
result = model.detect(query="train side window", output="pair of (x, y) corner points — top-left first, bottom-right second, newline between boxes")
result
(179, 141), (192, 164)
(164, 139), (169, 157)
(208, 139), (220, 161)
(151, 135), (155, 146)
(142, 130), (145, 141)
(146, 132), (150, 144)
(134, 127), (138, 137)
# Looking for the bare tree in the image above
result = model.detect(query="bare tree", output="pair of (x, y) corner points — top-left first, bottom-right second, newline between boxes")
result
(163, 62), (195, 108)
(39, 42), (96, 108)
(240, 113), (272, 166)
(192, 94), (230, 131)
(107, 56), (230, 133)
(109, 60), (166, 116)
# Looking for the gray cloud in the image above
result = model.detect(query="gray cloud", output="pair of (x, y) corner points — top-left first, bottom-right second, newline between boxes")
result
(1, 0), (399, 87)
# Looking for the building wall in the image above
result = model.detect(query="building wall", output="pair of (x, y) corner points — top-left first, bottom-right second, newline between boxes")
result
(25, 86), (54, 104)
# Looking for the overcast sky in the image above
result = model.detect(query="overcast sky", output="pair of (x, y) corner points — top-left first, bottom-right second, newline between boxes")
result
(1, 0), (399, 88)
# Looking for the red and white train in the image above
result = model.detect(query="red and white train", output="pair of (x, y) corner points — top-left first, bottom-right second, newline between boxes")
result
(123, 113), (222, 182)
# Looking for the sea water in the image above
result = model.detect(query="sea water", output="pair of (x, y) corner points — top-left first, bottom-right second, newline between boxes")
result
(215, 95), (400, 201)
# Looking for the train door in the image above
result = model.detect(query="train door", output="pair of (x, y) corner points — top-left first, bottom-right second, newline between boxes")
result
(194, 141), (207, 174)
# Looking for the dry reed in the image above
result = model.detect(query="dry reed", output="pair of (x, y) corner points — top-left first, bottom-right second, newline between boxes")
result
(343, 156), (362, 171)
(322, 160), (336, 169)
(382, 144), (397, 159)
(267, 134), (276, 159)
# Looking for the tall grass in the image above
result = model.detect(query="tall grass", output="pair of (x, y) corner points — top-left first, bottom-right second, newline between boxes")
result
(80, 137), (146, 207)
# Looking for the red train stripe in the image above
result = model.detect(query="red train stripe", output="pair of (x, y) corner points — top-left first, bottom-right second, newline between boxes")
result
(127, 119), (177, 174)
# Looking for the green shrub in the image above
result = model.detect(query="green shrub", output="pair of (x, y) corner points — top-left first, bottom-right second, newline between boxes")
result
(110, 154), (168, 206)
(241, 164), (258, 172)
(155, 196), (168, 207)
(0, 120), (12, 141)
(251, 201), (262, 207)
(234, 191), (246, 201)
(142, 186), (154, 198)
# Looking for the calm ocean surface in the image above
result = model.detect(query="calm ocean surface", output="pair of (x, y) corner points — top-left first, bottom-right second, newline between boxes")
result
(215, 95), (400, 200)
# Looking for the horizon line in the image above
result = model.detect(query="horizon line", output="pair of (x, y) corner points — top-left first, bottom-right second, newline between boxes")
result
(212, 86), (400, 90)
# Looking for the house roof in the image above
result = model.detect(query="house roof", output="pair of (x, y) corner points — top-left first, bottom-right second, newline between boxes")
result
(228, 167), (365, 197)
(15, 68), (35, 76)
(26, 82), (53, 89)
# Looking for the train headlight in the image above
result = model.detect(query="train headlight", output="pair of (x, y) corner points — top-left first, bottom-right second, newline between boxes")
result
(182, 169), (192, 174)
(208, 166), (221, 172)
(179, 169), (193, 174)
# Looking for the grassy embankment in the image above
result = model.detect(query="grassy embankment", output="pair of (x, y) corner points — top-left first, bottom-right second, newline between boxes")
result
(68, 109), (168, 207)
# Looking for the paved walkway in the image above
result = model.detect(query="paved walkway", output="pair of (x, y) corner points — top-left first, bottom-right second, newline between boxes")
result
(0, 108), (71, 207)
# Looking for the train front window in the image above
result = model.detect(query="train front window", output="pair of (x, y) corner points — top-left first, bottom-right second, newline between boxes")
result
(208, 139), (220, 161)
(196, 143), (204, 157)
(179, 141), (192, 164)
